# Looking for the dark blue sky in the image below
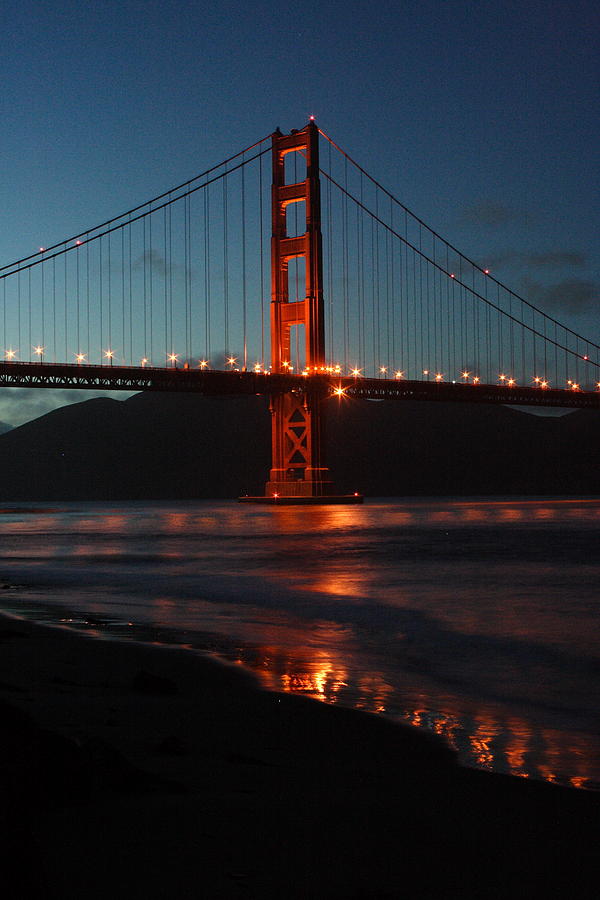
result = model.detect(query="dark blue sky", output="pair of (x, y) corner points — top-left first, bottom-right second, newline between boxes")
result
(1, 0), (597, 424)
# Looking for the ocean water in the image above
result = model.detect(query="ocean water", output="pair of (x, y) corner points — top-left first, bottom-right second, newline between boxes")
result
(1, 497), (598, 790)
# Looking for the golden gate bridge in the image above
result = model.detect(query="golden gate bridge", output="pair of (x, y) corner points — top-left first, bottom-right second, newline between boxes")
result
(1, 120), (598, 501)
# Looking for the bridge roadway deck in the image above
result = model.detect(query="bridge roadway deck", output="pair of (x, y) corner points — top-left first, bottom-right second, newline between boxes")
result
(0, 361), (599, 409)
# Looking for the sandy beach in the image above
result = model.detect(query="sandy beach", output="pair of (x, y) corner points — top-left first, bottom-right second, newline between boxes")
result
(0, 612), (597, 899)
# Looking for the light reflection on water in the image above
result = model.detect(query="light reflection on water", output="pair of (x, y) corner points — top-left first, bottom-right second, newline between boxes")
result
(1, 497), (599, 790)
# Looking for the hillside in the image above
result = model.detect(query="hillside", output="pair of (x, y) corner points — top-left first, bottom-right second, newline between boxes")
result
(0, 391), (598, 499)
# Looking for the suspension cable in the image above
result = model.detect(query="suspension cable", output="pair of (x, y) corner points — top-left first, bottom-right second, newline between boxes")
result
(319, 168), (600, 370)
(318, 127), (600, 353)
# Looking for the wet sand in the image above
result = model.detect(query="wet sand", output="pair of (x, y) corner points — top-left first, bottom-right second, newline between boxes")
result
(0, 613), (597, 899)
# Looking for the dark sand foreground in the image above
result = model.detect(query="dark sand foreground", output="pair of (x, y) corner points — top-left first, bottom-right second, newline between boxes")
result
(0, 614), (597, 899)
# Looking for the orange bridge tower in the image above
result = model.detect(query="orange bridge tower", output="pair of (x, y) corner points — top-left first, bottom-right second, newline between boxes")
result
(265, 121), (333, 498)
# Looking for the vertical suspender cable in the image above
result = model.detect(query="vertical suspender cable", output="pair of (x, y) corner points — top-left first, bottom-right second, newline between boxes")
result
(223, 171), (229, 358)
(121, 227), (125, 362)
(163, 207), (168, 362)
(28, 268), (32, 359)
(99, 235), (103, 360)
(143, 218), (147, 358)
(17, 269), (21, 358)
(76, 243), (80, 354)
(184, 196), (189, 362)
(64, 252), (68, 361)
(41, 257), (45, 353)
(108, 229), (112, 353)
(168, 202), (173, 357)
(390, 197), (395, 371)
(205, 185), (211, 363)
(53, 258), (56, 361)
(149, 213), (153, 364)
(128, 220), (132, 363)
(259, 147), (265, 366)
(258, 145), (265, 367)
(241, 156), (247, 370)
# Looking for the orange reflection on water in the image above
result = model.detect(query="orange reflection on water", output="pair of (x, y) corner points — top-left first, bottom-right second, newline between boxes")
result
(469, 715), (501, 769)
(355, 674), (394, 713)
(504, 717), (531, 778)
(280, 653), (349, 704)
(431, 712), (462, 751)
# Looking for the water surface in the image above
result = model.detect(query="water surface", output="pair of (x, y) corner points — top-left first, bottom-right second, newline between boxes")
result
(1, 497), (598, 790)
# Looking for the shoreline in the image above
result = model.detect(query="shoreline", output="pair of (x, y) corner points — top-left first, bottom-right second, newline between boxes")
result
(1, 611), (598, 898)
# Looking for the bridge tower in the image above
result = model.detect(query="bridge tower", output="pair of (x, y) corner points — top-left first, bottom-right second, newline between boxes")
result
(265, 121), (333, 498)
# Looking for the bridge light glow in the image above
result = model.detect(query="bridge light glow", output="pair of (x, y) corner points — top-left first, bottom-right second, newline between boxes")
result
(140, 357), (148, 367)
(540, 380), (549, 389)
(253, 362), (262, 373)
(498, 374), (506, 382)
(394, 370), (404, 379)
(533, 376), (541, 384)
(75, 353), (86, 364)
(449, 273), (455, 279)
(423, 369), (429, 376)
(333, 386), (347, 397)
(75, 240), (83, 246)
(583, 355), (589, 360)
(461, 371), (470, 381)
(39, 247), (45, 253)
(483, 268), (490, 275)
(379, 366), (387, 374)
(507, 378), (516, 386)
(435, 373), (444, 382)
(33, 345), (44, 359)
(227, 356), (237, 368)
(350, 367), (362, 377)
(5, 349), (17, 360)
(473, 376), (480, 384)
(168, 353), (178, 366)
(198, 359), (208, 369)
(571, 382), (580, 391)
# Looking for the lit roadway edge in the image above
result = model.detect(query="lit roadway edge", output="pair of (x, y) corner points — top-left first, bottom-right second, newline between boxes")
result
(0, 361), (599, 409)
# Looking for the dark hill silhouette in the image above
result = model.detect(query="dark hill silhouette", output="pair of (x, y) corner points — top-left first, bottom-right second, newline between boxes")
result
(0, 421), (12, 435)
(0, 391), (598, 499)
